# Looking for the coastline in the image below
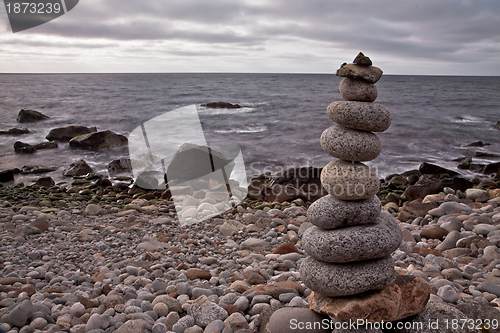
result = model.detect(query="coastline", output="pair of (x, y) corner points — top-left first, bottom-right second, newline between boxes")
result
(1, 160), (500, 332)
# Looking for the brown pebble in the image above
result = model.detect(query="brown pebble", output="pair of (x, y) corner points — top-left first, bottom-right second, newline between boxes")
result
(187, 269), (212, 280)
(273, 242), (299, 254)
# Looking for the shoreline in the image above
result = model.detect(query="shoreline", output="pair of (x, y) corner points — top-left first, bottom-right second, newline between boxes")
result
(1, 162), (500, 332)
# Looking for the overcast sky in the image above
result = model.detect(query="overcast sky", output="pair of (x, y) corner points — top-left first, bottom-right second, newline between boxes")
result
(0, 0), (499, 75)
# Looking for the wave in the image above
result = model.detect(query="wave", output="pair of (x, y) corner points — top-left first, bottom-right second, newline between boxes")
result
(197, 105), (255, 116)
(215, 124), (267, 134)
(449, 115), (485, 123)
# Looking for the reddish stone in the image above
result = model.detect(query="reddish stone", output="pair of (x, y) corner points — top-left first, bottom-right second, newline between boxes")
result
(102, 284), (112, 295)
(272, 242), (299, 254)
(309, 275), (430, 322)
(420, 226), (448, 240)
(187, 269), (212, 280)
(412, 247), (442, 257)
(244, 281), (304, 298)
(243, 270), (267, 285)
(30, 218), (50, 232)
(179, 233), (189, 239)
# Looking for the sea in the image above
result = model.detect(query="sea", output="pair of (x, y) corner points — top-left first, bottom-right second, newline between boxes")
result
(1, 73), (499, 185)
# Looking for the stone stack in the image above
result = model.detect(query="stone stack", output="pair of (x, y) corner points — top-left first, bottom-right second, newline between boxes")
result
(299, 53), (430, 322)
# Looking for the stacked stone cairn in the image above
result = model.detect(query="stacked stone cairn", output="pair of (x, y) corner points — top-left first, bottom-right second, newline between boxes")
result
(299, 53), (430, 322)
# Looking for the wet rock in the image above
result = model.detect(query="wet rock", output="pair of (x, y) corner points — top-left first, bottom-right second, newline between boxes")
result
(69, 130), (128, 151)
(46, 125), (97, 142)
(0, 128), (29, 135)
(17, 109), (49, 123)
(63, 159), (93, 177)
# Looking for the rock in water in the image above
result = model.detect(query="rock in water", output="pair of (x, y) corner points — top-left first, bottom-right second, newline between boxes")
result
(309, 275), (430, 322)
(339, 78), (378, 102)
(16, 109), (50, 123)
(320, 125), (382, 162)
(69, 130), (128, 151)
(108, 158), (132, 174)
(299, 256), (396, 297)
(201, 102), (241, 108)
(0, 169), (15, 182)
(63, 159), (93, 177)
(0, 128), (29, 135)
(320, 159), (380, 200)
(327, 101), (391, 132)
(302, 211), (402, 263)
(46, 125), (97, 142)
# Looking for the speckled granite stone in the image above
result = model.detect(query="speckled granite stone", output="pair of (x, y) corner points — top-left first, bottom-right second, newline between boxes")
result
(299, 256), (396, 297)
(327, 101), (391, 132)
(320, 125), (381, 162)
(339, 78), (378, 102)
(336, 63), (383, 84)
(320, 159), (380, 200)
(307, 194), (381, 229)
(302, 211), (403, 263)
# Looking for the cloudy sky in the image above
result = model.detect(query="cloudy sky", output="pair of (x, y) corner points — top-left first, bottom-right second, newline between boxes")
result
(0, 0), (499, 75)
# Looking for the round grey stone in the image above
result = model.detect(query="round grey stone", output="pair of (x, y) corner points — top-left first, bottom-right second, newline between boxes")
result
(302, 211), (402, 263)
(8, 300), (33, 328)
(320, 125), (381, 162)
(307, 194), (381, 229)
(321, 159), (380, 200)
(339, 78), (378, 102)
(327, 101), (391, 132)
(268, 308), (330, 333)
(299, 256), (396, 297)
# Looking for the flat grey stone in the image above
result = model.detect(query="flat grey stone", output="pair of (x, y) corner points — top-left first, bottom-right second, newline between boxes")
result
(428, 202), (472, 217)
(339, 78), (377, 102)
(336, 63), (383, 83)
(299, 256), (396, 297)
(321, 159), (380, 200)
(8, 300), (33, 328)
(327, 101), (391, 132)
(320, 125), (381, 162)
(302, 211), (402, 263)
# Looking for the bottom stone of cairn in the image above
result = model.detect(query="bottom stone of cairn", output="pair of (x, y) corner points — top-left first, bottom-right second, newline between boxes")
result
(309, 275), (431, 322)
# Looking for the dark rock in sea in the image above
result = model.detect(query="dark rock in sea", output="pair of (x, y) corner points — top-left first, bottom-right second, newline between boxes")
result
(419, 162), (459, 176)
(404, 176), (473, 201)
(16, 109), (50, 123)
(457, 156), (486, 172)
(165, 143), (233, 183)
(353, 52), (372, 66)
(482, 162), (500, 175)
(33, 141), (58, 150)
(14, 140), (57, 153)
(35, 177), (55, 187)
(466, 141), (490, 147)
(0, 128), (29, 135)
(0, 169), (16, 182)
(108, 158), (132, 174)
(13, 141), (36, 154)
(69, 130), (128, 151)
(21, 165), (57, 174)
(201, 102), (242, 109)
(495, 120), (500, 130)
(63, 159), (93, 177)
(46, 125), (97, 142)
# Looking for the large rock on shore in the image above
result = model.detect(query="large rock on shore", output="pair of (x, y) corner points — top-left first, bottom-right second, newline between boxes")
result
(327, 101), (391, 132)
(320, 125), (381, 162)
(302, 211), (402, 263)
(69, 130), (128, 151)
(299, 256), (396, 297)
(309, 275), (430, 322)
(46, 126), (97, 142)
(13, 141), (58, 154)
(16, 109), (50, 123)
(0, 169), (16, 182)
(108, 158), (132, 174)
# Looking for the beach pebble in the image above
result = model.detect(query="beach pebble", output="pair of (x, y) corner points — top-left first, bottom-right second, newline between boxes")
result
(465, 189), (490, 202)
(327, 101), (391, 132)
(320, 125), (381, 162)
(8, 300), (33, 328)
(428, 202), (472, 217)
(339, 78), (378, 102)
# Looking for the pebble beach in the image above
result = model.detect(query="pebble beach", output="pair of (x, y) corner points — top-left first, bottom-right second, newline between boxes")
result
(1, 174), (500, 333)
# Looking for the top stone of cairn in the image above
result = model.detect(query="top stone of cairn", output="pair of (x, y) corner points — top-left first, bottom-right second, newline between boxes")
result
(353, 52), (372, 66)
